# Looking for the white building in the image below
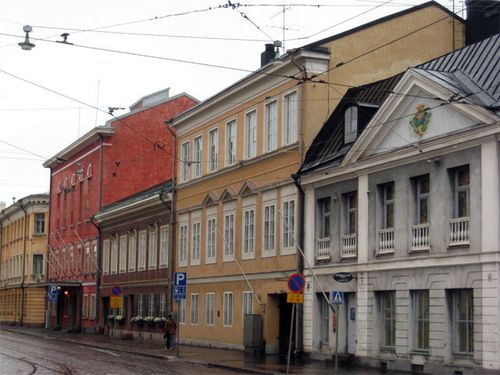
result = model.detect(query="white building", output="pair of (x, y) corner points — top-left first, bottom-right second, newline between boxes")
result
(297, 34), (500, 374)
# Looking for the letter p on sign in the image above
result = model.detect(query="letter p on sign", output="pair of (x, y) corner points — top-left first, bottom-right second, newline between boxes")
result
(174, 272), (186, 287)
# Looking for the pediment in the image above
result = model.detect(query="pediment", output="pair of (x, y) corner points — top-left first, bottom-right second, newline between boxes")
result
(239, 181), (257, 197)
(202, 192), (218, 207)
(343, 69), (497, 164)
(220, 187), (237, 202)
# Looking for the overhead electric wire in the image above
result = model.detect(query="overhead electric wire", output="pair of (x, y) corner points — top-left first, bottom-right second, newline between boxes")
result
(226, 0), (275, 41)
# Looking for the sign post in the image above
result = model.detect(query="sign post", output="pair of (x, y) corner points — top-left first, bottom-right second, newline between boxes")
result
(286, 273), (305, 374)
(110, 286), (122, 333)
(331, 291), (344, 374)
(173, 272), (187, 358)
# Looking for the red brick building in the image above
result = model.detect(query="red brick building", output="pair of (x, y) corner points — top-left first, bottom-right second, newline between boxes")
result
(43, 89), (197, 332)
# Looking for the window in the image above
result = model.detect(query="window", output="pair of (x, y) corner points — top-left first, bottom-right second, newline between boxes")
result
(381, 183), (395, 229)
(128, 232), (137, 272)
(92, 241), (97, 273)
(283, 91), (297, 145)
(181, 142), (190, 182)
(318, 197), (331, 238)
(379, 291), (396, 350)
(179, 224), (188, 265)
(68, 246), (74, 275)
(209, 128), (218, 172)
(191, 221), (201, 265)
(265, 100), (278, 152)
(77, 244), (82, 273)
(62, 248), (67, 275)
(245, 110), (257, 159)
(415, 175), (429, 224)
(79, 181), (84, 222)
(206, 217), (216, 263)
(190, 293), (199, 325)
(90, 294), (96, 319)
(119, 235), (127, 273)
(87, 178), (92, 218)
(206, 292), (215, 325)
(344, 106), (358, 144)
(179, 299), (186, 324)
(84, 242), (90, 273)
(33, 254), (43, 276)
(454, 166), (470, 218)
(148, 293), (156, 316)
(451, 289), (474, 354)
(136, 294), (144, 317)
(82, 294), (89, 319)
(242, 209), (255, 258)
(159, 226), (169, 268)
(148, 226), (157, 270)
(243, 291), (253, 319)
(263, 204), (275, 254)
(411, 290), (429, 351)
(138, 230), (146, 271)
(345, 192), (357, 234)
(193, 136), (202, 178)
(282, 199), (295, 249)
(223, 292), (233, 327)
(159, 293), (167, 318)
(110, 238), (118, 274)
(34, 213), (45, 234)
(226, 119), (237, 166)
(224, 213), (235, 260)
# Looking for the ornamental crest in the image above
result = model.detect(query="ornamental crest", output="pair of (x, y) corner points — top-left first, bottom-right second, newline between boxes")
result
(410, 104), (431, 137)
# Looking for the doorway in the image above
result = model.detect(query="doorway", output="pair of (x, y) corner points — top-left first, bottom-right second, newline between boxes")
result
(278, 293), (293, 362)
(346, 293), (357, 354)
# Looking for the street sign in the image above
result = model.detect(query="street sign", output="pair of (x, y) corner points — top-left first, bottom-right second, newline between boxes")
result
(287, 273), (305, 293)
(173, 272), (187, 301)
(47, 284), (58, 303)
(287, 293), (304, 304)
(331, 291), (344, 304)
(333, 272), (354, 283)
(111, 285), (122, 296)
(111, 296), (123, 309)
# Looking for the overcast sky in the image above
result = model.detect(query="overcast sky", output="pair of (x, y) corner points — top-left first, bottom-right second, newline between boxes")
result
(0, 0), (460, 205)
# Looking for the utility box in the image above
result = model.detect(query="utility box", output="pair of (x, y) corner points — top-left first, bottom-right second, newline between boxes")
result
(244, 314), (263, 354)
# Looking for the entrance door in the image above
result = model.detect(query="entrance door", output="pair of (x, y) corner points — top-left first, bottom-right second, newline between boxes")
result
(346, 293), (357, 354)
(278, 293), (293, 362)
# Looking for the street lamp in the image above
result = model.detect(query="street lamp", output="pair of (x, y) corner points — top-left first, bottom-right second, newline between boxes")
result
(18, 25), (35, 51)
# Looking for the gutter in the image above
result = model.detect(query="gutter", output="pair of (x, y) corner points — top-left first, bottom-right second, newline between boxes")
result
(16, 200), (28, 326)
(95, 133), (104, 333)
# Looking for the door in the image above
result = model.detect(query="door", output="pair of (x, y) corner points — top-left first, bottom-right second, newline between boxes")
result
(278, 293), (293, 363)
(346, 293), (357, 354)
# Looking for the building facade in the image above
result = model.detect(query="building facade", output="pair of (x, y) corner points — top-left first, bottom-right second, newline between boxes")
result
(171, 2), (464, 354)
(43, 89), (197, 332)
(0, 194), (49, 327)
(298, 35), (500, 374)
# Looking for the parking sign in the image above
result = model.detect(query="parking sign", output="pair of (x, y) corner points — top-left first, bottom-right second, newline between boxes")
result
(173, 272), (187, 301)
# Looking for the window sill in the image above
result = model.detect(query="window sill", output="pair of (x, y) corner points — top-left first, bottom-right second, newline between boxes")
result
(447, 243), (470, 249)
(445, 357), (474, 368)
(409, 247), (430, 254)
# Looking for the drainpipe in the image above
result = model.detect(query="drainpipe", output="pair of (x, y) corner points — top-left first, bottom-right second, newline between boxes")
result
(165, 122), (176, 315)
(95, 134), (104, 333)
(17, 199), (28, 326)
(46, 170), (53, 329)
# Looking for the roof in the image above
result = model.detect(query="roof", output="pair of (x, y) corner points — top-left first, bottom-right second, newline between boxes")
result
(298, 33), (500, 176)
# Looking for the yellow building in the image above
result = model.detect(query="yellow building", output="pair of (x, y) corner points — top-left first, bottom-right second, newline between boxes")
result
(0, 194), (49, 327)
(171, 3), (464, 354)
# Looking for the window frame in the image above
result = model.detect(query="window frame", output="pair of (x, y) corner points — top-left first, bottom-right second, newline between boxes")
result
(223, 213), (235, 261)
(138, 230), (147, 271)
(206, 216), (217, 264)
(148, 225), (158, 270)
(244, 109), (257, 159)
(119, 234), (127, 273)
(82, 294), (89, 319)
(242, 208), (255, 259)
(411, 290), (429, 352)
(205, 292), (215, 326)
(128, 231), (137, 272)
(381, 182), (395, 229)
(281, 198), (296, 253)
(225, 118), (237, 166)
(453, 166), (470, 219)
(159, 225), (169, 269)
(318, 197), (331, 239)
(264, 99), (278, 152)
(415, 175), (430, 224)
(282, 90), (298, 145)
(193, 135), (203, 178)
(178, 223), (188, 266)
(345, 192), (357, 235)
(191, 220), (201, 265)
(180, 141), (190, 182)
(190, 293), (199, 325)
(262, 202), (276, 256)
(223, 292), (233, 327)
(208, 128), (219, 173)
(34, 213), (45, 234)
(379, 291), (396, 351)
(242, 291), (253, 322)
(344, 105), (358, 144)
(451, 289), (474, 355)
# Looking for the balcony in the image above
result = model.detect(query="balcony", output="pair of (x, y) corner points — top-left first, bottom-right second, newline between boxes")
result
(316, 237), (331, 261)
(449, 217), (470, 246)
(377, 228), (395, 254)
(341, 234), (357, 258)
(411, 223), (430, 251)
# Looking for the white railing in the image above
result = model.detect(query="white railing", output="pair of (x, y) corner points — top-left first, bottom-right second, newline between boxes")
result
(378, 228), (395, 254)
(316, 237), (331, 260)
(449, 217), (470, 246)
(411, 223), (430, 251)
(341, 234), (357, 258)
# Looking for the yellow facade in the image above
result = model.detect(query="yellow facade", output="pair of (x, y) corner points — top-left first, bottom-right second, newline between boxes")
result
(172, 3), (464, 352)
(0, 194), (49, 326)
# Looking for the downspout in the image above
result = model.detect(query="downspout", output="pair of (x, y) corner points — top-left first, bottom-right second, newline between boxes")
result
(46, 170), (53, 329)
(17, 199), (28, 326)
(95, 134), (104, 333)
(165, 123), (176, 315)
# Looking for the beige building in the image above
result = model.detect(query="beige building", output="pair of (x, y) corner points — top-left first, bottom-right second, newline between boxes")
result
(171, 2), (464, 354)
(0, 194), (49, 327)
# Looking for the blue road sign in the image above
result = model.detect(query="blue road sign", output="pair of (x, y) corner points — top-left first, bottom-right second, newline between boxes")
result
(331, 291), (344, 305)
(47, 284), (58, 303)
(111, 285), (122, 296)
(287, 273), (305, 293)
(173, 272), (187, 301)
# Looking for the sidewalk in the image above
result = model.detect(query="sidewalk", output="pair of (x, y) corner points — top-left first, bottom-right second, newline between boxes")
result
(1, 325), (350, 375)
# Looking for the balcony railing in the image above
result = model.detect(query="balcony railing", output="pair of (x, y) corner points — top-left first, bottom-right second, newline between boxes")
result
(411, 223), (430, 251)
(341, 234), (357, 258)
(316, 237), (331, 260)
(449, 217), (470, 246)
(377, 228), (395, 254)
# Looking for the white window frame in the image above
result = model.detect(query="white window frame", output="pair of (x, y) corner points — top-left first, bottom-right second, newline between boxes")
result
(193, 135), (202, 178)
(344, 106), (358, 144)
(148, 225), (157, 270)
(245, 109), (257, 159)
(110, 238), (118, 275)
(159, 293), (167, 318)
(82, 294), (89, 319)
(190, 293), (199, 325)
(206, 292), (215, 326)
(318, 197), (331, 238)
(345, 192), (357, 235)
(128, 232), (137, 272)
(411, 290), (429, 351)
(179, 223), (188, 267)
(148, 293), (155, 316)
(138, 230), (147, 271)
(223, 213), (235, 261)
(416, 175), (429, 224)
(90, 294), (96, 319)
(225, 119), (237, 166)
(454, 166), (470, 219)
(119, 235), (127, 273)
(208, 128), (219, 173)
(242, 291), (253, 323)
(242, 208), (255, 259)
(191, 220), (201, 265)
(381, 183), (395, 229)
(281, 198), (296, 253)
(282, 90), (298, 145)
(451, 289), (474, 355)
(137, 294), (144, 317)
(159, 225), (169, 268)
(223, 292), (233, 327)
(264, 100), (278, 152)
(379, 291), (396, 350)
(181, 141), (190, 182)
(262, 202), (276, 257)
(206, 216), (216, 264)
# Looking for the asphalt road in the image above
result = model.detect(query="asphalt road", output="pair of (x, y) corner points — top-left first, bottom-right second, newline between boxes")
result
(0, 330), (238, 375)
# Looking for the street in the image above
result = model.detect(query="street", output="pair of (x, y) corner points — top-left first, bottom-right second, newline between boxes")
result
(0, 330), (236, 375)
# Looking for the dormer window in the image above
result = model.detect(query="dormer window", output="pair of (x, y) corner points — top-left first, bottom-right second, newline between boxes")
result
(344, 106), (358, 144)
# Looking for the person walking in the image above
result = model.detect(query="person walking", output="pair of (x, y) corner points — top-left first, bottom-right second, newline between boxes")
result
(164, 313), (177, 350)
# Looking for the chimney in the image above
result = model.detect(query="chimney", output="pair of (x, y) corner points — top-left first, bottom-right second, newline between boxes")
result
(261, 44), (276, 67)
(465, 0), (500, 45)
